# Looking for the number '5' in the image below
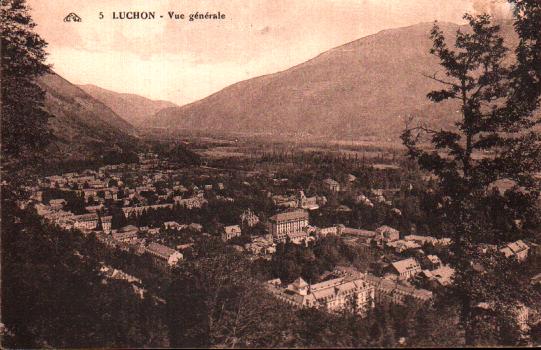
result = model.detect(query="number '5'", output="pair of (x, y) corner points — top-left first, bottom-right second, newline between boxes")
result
(99, 12), (104, 19)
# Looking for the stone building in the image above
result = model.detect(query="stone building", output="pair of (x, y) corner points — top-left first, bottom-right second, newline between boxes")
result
(268, 210), (309, 243)
(266, 274), (374, 314)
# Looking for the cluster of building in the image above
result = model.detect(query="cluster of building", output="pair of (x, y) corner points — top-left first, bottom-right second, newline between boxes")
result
(272, 190), (326, 210)
(262, 207), (540, 314)
(32, 162), (355, 270)
(266, 273), (375, 314)
(24, 154), (215, 269)
(21, 154), (540, 326)
(266, 268), (433, 315)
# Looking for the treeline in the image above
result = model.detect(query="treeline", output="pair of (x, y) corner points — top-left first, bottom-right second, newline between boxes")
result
(209, 149), (400, 173)
(38, 148), (140, 177)
(262, 150), (413, 191)
(258, 236), (373, 284)
(259, 149), (397, 165)
(148, 140), (202, 166)
(114, 194), (273, 234)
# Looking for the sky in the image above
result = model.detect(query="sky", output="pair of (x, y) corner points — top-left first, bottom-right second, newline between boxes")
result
(27, 0), (512, 105)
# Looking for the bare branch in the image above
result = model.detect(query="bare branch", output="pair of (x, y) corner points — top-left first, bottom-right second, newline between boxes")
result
(422, 72), (460, 88)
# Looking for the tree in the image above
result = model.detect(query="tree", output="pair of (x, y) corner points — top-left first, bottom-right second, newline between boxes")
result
(1, 0), (53, 171)
(1, 197), (168, 348)
(166, 248), (299, 348)
(507, 0), (541, 121)
(402, 14), (536, 198)
(110, 206), (127, 229)
(401, 4), (541, 345)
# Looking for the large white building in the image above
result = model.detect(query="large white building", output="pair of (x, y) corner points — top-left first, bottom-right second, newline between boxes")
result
(268, 210), (309, 243)
(122, 204), (174, 217)
(174, 195), (208, 209)
(266, 274), (375, 314)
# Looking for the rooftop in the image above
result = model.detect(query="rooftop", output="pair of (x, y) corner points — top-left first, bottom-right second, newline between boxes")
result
(119, 225), (139, 233)
(224, 225), (242, 234)
(392, 258), (420, 274)
(270, 210), (309, 222)
(146, 242), (178, 258)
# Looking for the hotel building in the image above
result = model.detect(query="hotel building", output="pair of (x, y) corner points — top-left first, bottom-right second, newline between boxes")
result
(268, 209), (309, 243)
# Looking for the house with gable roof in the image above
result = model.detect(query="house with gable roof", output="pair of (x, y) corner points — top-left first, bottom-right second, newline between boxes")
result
(391, 258), (422, 280)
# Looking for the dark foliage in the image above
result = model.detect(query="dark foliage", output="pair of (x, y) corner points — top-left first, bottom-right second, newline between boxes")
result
(401, 5), (541, 345)
(1, 187), (169, 347)
(150, 141), (202, 166)
(1, 0), (53, 170)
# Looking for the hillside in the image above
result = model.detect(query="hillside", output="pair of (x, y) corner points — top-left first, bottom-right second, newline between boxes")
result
(37, 73), (140, 160)
(152, 21), (518, 141)
(79, 84), (177, 127)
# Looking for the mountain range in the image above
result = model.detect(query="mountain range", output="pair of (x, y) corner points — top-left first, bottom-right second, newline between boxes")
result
(38, 20), (521, 160)
(78, 84), (177, 127)
(37, 73), (139, 160)
(150, 21), (518, 141)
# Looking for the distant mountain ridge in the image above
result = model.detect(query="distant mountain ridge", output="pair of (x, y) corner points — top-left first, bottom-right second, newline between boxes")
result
(37, 73), (140, 160)
(78, 84), (177, 127)
(151, 21), (518, 141)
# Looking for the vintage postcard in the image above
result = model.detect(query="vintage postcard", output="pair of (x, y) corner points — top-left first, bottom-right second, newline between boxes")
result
(1, 0), (540, 348)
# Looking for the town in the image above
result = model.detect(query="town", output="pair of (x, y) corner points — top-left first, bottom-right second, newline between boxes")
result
(16, 148), (541, 339)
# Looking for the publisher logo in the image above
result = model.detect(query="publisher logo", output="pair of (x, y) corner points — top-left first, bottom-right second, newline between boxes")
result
(64, 13), (82, 22)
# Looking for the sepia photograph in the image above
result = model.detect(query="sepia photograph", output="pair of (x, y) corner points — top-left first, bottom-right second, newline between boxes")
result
(1, 0), (540, 348)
